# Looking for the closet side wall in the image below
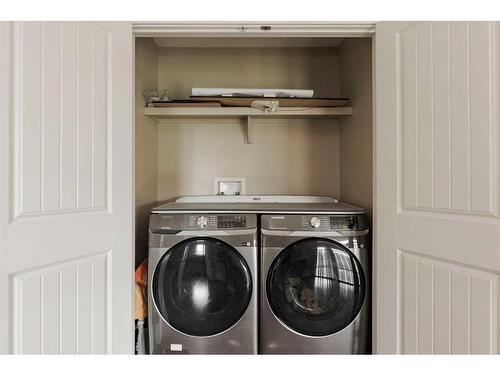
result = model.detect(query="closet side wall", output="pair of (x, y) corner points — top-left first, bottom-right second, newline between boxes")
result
(339, 38), (373, 214)
(135, 38), (159, 266)
(155, 47), (342, 202)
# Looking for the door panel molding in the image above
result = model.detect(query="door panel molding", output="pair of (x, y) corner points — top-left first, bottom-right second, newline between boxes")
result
(11, 250), (111, 354)
(398, 22), (498, 216)
(10, 22), (112, 220)
(398, 249), (498, 354)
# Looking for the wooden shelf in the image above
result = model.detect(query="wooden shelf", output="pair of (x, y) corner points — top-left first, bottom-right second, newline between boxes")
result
(144, 106), (352, 119)
(143, 106), (352, 144)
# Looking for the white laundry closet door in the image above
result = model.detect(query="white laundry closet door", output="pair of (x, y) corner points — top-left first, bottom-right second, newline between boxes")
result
(375, 21), (500, 354)
(0, 22), (134, 354)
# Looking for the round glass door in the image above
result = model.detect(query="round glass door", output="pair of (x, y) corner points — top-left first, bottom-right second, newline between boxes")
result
(152, 237), (252, 337)
(266, 238), (365, 337)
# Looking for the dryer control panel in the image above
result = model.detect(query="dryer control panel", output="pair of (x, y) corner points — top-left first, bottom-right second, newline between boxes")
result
(261, 214), (369, 232)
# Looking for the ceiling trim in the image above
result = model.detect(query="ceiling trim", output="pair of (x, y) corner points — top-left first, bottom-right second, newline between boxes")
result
(132, 22), (376, 37)
(152, 36), (345, 48)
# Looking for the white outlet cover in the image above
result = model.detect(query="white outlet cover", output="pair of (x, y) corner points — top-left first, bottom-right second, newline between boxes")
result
(214, 177), (246, 195)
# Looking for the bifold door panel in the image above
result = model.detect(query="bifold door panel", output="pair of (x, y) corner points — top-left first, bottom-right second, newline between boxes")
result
(376, 21), (500, 354)
(0, 21), (133, 354)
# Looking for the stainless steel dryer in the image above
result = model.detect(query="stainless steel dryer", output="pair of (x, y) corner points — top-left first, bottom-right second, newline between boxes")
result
(148, 212), (258, 354)
(260, 212), (370, 354)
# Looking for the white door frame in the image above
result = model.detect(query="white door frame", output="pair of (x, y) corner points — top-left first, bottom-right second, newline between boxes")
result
(131, 21), (379, 351)
(131, 22), (376, 38)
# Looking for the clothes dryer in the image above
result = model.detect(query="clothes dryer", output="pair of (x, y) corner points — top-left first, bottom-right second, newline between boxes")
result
(260, 212), (370, 354)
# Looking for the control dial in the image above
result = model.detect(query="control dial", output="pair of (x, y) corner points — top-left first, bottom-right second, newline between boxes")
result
(196, 216), (209, 228)
(310, 216), (321, 229)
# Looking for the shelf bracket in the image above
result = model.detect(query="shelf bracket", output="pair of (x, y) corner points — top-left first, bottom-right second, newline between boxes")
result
(244, 116), (254, 144)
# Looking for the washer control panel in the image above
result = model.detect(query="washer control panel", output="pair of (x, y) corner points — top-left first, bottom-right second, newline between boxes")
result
(149, 213), (256, 233)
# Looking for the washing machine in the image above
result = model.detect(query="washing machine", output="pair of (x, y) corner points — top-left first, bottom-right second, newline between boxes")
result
(148, 212), (258, 354)
(260, 212), (370, 354)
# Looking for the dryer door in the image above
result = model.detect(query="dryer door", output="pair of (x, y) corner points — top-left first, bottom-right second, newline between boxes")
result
(267, 238), (366, 337)
(152, 237), (252, 337)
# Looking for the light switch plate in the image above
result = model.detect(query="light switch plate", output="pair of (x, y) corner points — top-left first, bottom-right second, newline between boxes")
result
(214, 177), (246, 195)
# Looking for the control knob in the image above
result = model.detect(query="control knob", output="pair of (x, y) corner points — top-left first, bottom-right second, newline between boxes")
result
(310, 216), (321, 229)
(196, 216), (209, 228)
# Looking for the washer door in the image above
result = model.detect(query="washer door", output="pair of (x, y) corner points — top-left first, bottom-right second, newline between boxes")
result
(152, 237), (252, 337)
(266, 238), (366, 337)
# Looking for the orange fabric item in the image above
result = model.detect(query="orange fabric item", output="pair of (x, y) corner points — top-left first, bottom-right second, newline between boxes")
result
(135, 258), (148, 287)
(135, 258), (148, 319)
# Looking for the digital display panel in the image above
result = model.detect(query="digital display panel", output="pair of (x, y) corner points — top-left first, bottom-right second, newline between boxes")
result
(330, 216), (358, 230)
(217, 215), (246, 228)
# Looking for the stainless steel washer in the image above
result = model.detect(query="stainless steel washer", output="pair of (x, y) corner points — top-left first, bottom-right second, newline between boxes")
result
(148, 213), (258, 354)
(260, 213), (370, 354)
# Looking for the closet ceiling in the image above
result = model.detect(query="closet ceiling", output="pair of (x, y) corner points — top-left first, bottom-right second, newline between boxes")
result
(153, 37), (344, 48)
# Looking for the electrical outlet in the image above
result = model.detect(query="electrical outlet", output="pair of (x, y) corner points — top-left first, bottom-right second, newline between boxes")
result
(214, 177), (246, 195)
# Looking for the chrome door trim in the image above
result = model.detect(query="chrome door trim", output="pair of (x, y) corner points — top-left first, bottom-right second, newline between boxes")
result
(259, 241), (371, 340)
(149, 244), (257, 339)
(260, 244), (369, 339)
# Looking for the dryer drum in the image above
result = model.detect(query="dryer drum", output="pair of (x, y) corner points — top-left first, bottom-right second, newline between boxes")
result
(152, 237), (253, 337)
(266, 238), (366, 337)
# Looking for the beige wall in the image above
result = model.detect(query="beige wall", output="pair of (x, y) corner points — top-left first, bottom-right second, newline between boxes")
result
(135, 38), (159, 266)
(338, 38), (373, 214)
(155, 46), (342, 201)
(157, 120), (340, 202)
(157, 47), (340, 100)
